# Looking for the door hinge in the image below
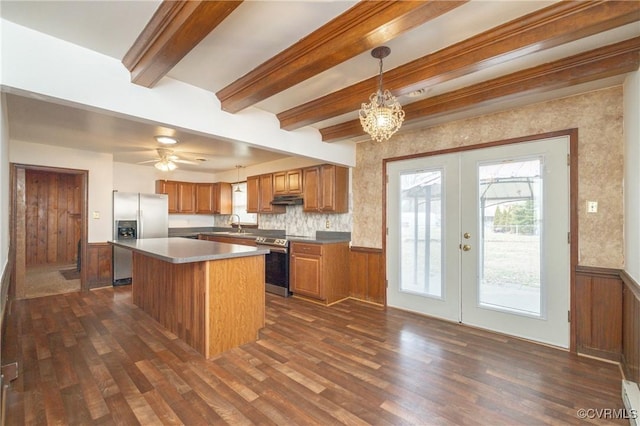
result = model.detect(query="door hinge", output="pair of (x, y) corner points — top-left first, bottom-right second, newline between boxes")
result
(567, 154), (570, 166)
(386, 227), (389, 235)
(386, 174), (389, 184)
(567, 232), (571, 244)
(386, 279), (388, 288)
(568, 310), (571, 322)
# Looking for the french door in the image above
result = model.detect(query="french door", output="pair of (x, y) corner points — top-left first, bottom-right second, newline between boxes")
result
(386, 136), (570, 347)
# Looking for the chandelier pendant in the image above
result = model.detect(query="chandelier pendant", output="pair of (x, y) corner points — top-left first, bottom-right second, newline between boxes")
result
(359, 46), (405, 142)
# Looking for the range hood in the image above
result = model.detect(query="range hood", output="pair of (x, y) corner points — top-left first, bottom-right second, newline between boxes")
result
(271, 195), (304, 205)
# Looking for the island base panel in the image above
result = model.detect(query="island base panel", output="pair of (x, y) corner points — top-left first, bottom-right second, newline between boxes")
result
(132, 253), (207, 354)
(208, 255), (265, 357)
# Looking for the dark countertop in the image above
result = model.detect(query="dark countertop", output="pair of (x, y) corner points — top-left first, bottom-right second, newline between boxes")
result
(170, 227), (351, 245)
(110, 238), (269, 264)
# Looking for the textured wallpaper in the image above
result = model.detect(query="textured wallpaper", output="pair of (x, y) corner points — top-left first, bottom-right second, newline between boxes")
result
(353, 86), (624, 268)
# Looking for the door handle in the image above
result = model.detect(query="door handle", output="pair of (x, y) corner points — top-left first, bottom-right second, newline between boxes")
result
(461, 244), (471, 251)
(463, 232), (471, 239)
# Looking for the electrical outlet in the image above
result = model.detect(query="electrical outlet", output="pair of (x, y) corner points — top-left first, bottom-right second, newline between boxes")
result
(325, 219), (330, 229)
(587, 201), (598, 213)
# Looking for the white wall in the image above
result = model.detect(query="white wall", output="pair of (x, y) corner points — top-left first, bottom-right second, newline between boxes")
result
(624, 70), (640, 282)
(0, 19), (355, 167)
(9, 140), (113, 242)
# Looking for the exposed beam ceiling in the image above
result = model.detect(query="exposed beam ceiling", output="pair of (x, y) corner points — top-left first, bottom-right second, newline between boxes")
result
(215, 0), (468, 114)
(2, 0), (639, 171)
(122, 0), (243, 87)
(320, 36), (640, 142)
(279, 1), (640, 132)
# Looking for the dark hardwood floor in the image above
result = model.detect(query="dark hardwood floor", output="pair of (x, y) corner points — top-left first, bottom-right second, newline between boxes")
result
(3, 286), (626, 425)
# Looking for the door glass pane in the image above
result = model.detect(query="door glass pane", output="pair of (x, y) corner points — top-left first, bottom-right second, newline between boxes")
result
(400, 169), (443, 298)
(478, 158), (542, 316)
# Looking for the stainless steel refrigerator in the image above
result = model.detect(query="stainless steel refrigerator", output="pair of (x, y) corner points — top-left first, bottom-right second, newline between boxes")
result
(112, 191), (168, 285)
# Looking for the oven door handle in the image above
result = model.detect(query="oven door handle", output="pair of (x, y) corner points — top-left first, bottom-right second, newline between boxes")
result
(256, 245), (288, 254)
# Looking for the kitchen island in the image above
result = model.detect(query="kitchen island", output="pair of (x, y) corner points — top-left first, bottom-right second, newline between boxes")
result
(110, 238), (269, 358)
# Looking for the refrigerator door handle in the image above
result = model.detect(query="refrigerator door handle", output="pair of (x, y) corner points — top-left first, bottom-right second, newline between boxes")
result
(138, 210), (142, 239)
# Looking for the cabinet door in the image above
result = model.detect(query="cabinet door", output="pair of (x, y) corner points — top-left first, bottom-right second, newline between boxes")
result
(216, 182), (232, 214)
(247, 175), (259, 213)
(195, 183), (214, 214)
(286, 169), (303, 194)
(156, 180), (179, 213)
(178, 182), (196, 213)
(273, 171), (288, 195)
(258, 174), (284, 213)
(259, 174), (274, 212)
(274, 169), (302, 195)
(290, 253), (323, 300)
(320, 165), (349, 213)
(302, 167), (320, 212)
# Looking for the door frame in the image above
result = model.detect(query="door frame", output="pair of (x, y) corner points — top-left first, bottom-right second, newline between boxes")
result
(10, 163), (89, 297)
(382, 129), (579, 352)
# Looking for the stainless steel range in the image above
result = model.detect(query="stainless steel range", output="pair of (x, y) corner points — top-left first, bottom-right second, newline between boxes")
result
(255, 236), (290, 297)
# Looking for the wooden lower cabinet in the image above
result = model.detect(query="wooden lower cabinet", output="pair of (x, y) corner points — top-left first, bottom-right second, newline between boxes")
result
(290, 241), (349, 305)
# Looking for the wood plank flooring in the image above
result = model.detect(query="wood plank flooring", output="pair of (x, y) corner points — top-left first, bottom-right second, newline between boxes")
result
(3, 287), (626, 425)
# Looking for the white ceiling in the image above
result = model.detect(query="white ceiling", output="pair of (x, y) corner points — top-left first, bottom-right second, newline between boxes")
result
(1, 0), (637, 173)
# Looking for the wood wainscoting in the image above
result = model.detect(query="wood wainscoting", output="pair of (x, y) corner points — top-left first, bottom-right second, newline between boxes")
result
(621, 270), (640, 384)
(86, 243), (112, 289)
(349, 246), (385, 305)
(575, 266), (623, 361)
(575, 265), (640, 383)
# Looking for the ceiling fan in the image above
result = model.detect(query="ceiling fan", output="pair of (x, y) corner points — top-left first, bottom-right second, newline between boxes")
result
(138, 148), (199, 171)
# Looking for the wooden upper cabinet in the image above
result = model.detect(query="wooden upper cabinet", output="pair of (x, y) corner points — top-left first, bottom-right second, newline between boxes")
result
(274, 169), (303, 195)
(196, 182), (232, 214)
(215, 183), (232, 215)
(156, 180), (179, 213)
(247, 174), (286, 214)
(302, 167), (321, 211)
(259, 174), (285, 213)
(177, 182), (195, 213)
(157, 180), (230, 214)
(303, 165), (349, 213)
(246, 175), (259, 213)
(196, 183), (215, 214)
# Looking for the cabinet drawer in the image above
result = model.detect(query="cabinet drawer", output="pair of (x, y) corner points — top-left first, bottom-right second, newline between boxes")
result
(291, 243), (322, 256)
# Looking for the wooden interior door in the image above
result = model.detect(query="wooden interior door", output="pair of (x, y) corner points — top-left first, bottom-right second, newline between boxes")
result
(25, 170), (81, 266)
(13, 164), (88, 298)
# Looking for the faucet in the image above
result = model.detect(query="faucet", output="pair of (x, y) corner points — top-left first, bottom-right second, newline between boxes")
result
(229, 214), (242, 232)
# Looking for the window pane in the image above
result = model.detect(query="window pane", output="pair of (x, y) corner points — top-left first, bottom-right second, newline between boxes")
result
(399, 169), (443, 298)
(232, 182), (257, 224)
(478, 159), (542, 316)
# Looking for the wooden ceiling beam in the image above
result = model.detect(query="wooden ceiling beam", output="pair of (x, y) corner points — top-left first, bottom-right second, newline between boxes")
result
(320, 36), (640, 142)
(216, 0), (467, 114)
(281, 1), (640, 131)
(122, 0), (243, 88)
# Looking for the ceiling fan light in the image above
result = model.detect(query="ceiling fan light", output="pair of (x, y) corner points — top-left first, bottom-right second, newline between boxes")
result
(155, 135), (178, 145)
(359, 47), (405, 143)
(155, 160), (176, 171)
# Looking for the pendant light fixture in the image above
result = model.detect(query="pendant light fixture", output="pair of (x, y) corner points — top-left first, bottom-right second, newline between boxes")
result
(359, 46), (405, 142)
(234, 165), (243, 192)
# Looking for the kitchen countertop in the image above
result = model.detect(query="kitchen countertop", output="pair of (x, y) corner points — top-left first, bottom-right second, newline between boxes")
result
(171, 227), (351, 244)
(110, 237), (269, 264)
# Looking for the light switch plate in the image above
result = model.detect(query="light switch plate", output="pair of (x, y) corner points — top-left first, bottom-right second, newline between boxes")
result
(587, 201), (598, 213)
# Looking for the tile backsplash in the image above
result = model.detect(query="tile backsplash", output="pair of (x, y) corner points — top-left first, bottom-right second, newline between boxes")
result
(214, 204), (352, 237)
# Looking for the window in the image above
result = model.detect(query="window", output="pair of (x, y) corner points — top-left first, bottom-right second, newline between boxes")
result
(232, 182), (257, 224)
